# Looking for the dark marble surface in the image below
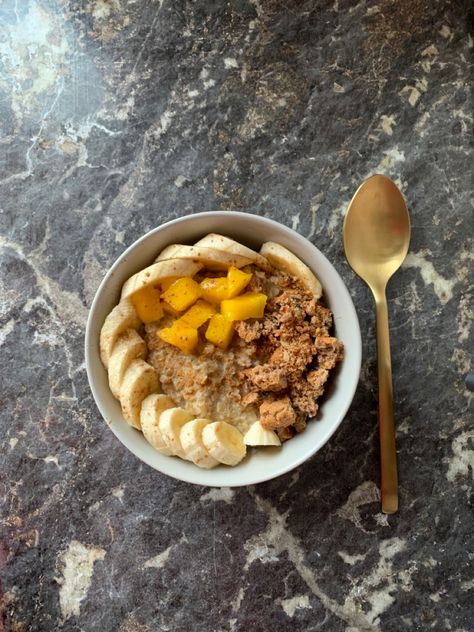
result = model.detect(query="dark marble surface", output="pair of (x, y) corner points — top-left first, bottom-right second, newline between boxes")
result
(1, 1), (473, 630)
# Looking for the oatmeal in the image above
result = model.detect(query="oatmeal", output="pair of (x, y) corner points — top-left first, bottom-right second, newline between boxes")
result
(144, 264), (289, 433)
(99, 233), (344, 469)
(145, 268), (344, 440)
(146, 320), (259, 432)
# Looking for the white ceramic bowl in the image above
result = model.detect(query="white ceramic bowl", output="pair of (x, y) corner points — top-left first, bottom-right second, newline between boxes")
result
(85, 212), (361, 486)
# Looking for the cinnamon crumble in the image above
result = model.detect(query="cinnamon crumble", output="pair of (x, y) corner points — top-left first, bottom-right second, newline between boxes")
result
(238, 275), (344, 438)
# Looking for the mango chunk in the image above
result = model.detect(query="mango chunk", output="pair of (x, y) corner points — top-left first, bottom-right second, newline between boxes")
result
(221, 292), (267, 321)
(160, 276), (180, 292)
(157, 321), (198, 354)
(178, 300), (217, 329)
(199, 277), (230, 303)
(131, 286), (163, 323)
(205, 314), (234, 350)
(227, 266), (252, 298)
(162, 277), (202, 312)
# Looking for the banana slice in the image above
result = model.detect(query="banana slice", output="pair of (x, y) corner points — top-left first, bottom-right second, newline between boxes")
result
(99, 298), (141, 368)
(260, 241), (322, 299)
(158, 407), (194, 458)
(140, 393), (176, 455)
(121, 259), (202, 299)
(201, 421), (246, 466)
(180, 419), (219, 469)
(154, 245), (254, 270)
(195, 234), (270, 270)
(155, 244), (187, 262)
(119, 359), (160, 429)
(108, 329), (147, 398)
(244, 421), (281, 447)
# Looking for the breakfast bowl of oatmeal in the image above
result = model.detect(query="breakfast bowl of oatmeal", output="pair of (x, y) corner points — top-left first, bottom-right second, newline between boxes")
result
(85, 212), (361, 486)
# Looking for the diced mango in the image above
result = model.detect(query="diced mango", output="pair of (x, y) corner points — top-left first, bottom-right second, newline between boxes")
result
(178, 300), (217, 329)
(160, 276), (180, 292)
(162, 277), (202, 312)
(205, 314), (234, 350)
(131, 286), (163, 323)
(199, 277), (230, 303)
(227, 266), (252, 298)
(157, 321), (198, 354)
(221, 292), (267, 321)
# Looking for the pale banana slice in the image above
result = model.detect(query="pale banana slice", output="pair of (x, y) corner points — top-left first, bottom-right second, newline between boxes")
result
(195, 234), (270, 270)
(201, 421), (246, 466)
(120, 359), (160, 429)
(99, 298), (141, 368)
(140, 393), (176, 455)
(155, 244), (187, 262)
(244, 421), (281, 447)
(108, 329), (147, 398)
(180, 419), (219, 469)
(121, 258), (202, 299)
(259, 241), (322, 299)
(154, 244), (254, 270)
(159, 407), (194, 458)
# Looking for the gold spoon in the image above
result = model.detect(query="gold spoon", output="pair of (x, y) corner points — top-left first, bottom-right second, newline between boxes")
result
(343, 174), (411, 514)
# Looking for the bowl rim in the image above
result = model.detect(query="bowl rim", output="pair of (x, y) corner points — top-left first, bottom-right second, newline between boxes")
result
(85, 211), (362, 486)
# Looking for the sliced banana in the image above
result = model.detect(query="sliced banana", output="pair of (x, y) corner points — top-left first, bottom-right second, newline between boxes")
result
(121, 259), (202, 299)
(180, 418), (219, 469)
(99, 298), (141, 368)
(154, 244), (254, 270)
(244, 421), (281, 447)
(159, 407), (194, 458)
(201, 421), (246, 466)
(260, 241), (322, 299)
(140, 393), (176, 455)
(195, 234), (270, 270)
(108, 329), (147, 398)
(155, 244), (187, 262)
(119, 359), (160, 429)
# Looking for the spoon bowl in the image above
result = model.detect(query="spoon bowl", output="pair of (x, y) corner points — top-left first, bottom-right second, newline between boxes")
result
(343, 175), (410, 294)
(343, 174), (411, 514)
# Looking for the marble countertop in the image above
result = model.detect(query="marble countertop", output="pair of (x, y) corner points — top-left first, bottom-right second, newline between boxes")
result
(1, 1), (472, 630)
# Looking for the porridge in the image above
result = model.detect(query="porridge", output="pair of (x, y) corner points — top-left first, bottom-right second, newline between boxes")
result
(99, 234), (344, 469)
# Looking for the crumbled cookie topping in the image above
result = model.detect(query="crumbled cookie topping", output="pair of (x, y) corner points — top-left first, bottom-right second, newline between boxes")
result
(237, 276), (344, 438)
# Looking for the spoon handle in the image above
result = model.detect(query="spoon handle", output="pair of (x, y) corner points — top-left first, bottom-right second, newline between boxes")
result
(375, 292), (399, 514)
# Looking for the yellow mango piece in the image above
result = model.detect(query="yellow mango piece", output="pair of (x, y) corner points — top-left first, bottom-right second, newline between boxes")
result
(157, 321), (198, 354)
(205, 314), (234, 350)
(227, 266), (252, 298)
(162, 277), (202, 311)
(221, 292), (267, 321)
(160, 276), (180, 291)
(178, 300), (217, 329)
(199, 277), (230, 303)
(131, 286), (163, 323)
